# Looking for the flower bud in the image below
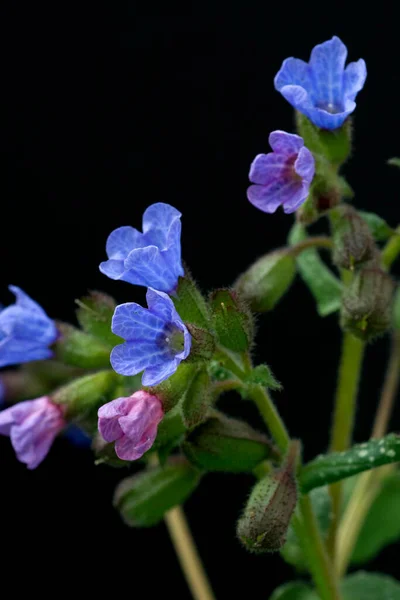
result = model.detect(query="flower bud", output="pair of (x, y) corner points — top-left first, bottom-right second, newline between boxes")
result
(147, 362), (198, 413)
(331, 205), (377, 270)
(235, 249), (296, 312)
(236, 441), (299, 553)
(210, 289), (254, 352)
(98, 391), (164, 461)
(172, 273), (211, 329)
(114, 457), (201, 527)
(75, 291), (120, 348)
(181, 367), (212, 429)
(183, 411), (280, 472)
(52, 370), (119, 431)
(53, 322), (111, 369)
(341, 268), (395, 341)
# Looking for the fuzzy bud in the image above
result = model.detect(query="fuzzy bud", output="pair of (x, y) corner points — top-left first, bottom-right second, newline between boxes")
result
(237, 441), (299, 553)
(341, 268), (395, 341)
(331, 205), (377, 270)
(235, 249), (296, 312)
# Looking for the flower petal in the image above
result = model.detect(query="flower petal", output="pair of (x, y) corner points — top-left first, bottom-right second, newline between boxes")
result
(309, 36), (347, 110)
(110, 341), (170, 377)
(294, 147), (315, 184)
(142, 359), (179, 386)
(249, 153), (288, 186)
(274, 57), (312, 93)
(282, 182), (310, 214)
(98, 397), (135, 442)
(344, 59), (367, 101)
(268, 131), (304, 156)
(247, 183), (287, 214)
(145, 288), (174, 321)
(105, 226), (145, 260)
(0, 338), (53, 369)
(114, 424), (158, 461)
(124, 246), (178, 293)
(0, 405), (14, 435)
(111, 302), (165, 341)
(142, 203), (182, 250)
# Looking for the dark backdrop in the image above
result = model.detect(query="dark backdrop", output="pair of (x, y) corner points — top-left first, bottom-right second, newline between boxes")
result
(1, 2), (399, 598)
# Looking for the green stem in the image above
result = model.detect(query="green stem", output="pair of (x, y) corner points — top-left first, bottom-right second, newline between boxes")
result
(381, 226), (400, 270)
(327, 331), (365, 557)
(293, 497), (343, 600)
(249, 384), (290, 454)
(290, 235), (333, 257)
(335, 333), (400, 576)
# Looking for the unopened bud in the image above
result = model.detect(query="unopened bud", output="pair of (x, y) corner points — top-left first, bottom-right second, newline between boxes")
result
(183, 411), (280, 472)
(54, 322), (111, 369)
(181, 367), (212, 429)
(75, 291), (120, 348)
(341, 268), (395, 341)
(331, 205), (377, 270)
(210, 289), (254, 352)
(237, 441), (299, 553)
(147, 362), (198, 413)
(235, 249), (296, 312)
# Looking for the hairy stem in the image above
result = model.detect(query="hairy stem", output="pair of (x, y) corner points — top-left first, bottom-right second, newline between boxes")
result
(381, 226), (400, 269)
(290, 235), (333, 257)
(327, 332), (365, 557)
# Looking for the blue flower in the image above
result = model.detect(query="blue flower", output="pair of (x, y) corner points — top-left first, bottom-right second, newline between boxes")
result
(100, 203), (184, 293)
(110, 288), (191, 386)
(274, 36), (366, 130)
(247, 130), (315, 214)
(0, 286), (58, 368)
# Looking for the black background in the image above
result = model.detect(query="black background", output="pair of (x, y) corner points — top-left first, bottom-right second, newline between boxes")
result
(1, 2), (400, 598)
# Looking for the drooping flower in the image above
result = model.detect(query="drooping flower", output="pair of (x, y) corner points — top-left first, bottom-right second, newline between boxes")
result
(247, 130), (315, 214)
(0, 396), (65, 469)
(99, 202), (184, 293)
(274, 36), (367, 130)
(110, 288), (191, 386)
(98, 391), (164, 461)
(0, 286), (58, 368)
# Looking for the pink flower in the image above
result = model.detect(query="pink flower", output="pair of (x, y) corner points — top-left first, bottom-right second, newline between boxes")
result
(0, 396), (65, 469)
(98, 391), (164, 461)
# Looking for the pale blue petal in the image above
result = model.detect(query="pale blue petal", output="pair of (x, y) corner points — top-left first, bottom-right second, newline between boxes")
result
(142, 359), (179, 386)
(124, 246), (178, 292)
(110, 342), (171, 376)
(309, 36), (347, 109)
(344, 59), (367, 101)
(111, 302), (165, 341)
(9, 286), (46, 316)
(145, 288), (175, 322)
(142, 203), (182, 250)
(105, 226), (145, 260)
(0, 338), (53, 368)
(282, 183), (310, 214)
(274, 57), (312, 94)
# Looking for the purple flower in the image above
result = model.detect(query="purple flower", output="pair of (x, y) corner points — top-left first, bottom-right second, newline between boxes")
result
(247, 130), (315, 214)
(274, 36), (367, 130)
(98, 391), (164, 461)
(100, 203), (184, 294)
(110, 288), (191, 386)
(0, 396), (65, 469)
(0, 286), (58, 368)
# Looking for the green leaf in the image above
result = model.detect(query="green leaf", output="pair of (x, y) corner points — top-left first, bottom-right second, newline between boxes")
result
(358, 211), (395, 242)
(281, 487), (331, 571)
(341, 571), (400, 599)
(288, 223), (342, 317)
(114, 459), (201, 527)
(351, 472), (400, 565)
(210, 289), (253, 352)
(244, 364), (282, 391)
(388, 157), (400, 168)
(75, 291), (120, 348)
(270, 582), (317, 600)
(300, 434), (400, 493)
(183, 411), (278, 472)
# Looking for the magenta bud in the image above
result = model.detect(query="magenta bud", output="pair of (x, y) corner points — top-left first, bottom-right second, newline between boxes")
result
(98, 391), (164, 461)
